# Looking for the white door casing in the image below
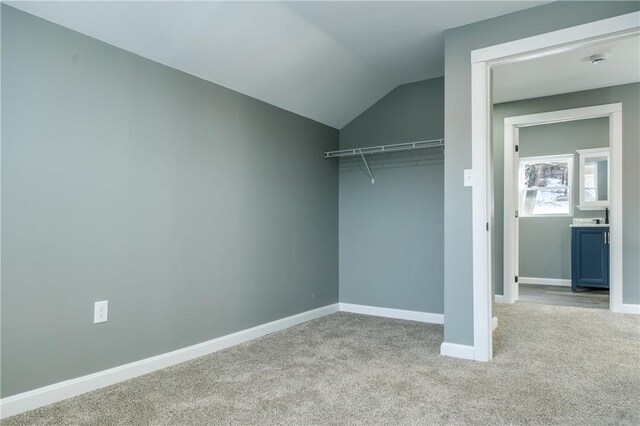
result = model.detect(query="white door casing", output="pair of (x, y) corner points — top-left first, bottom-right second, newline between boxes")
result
(502, 104), (622, 308)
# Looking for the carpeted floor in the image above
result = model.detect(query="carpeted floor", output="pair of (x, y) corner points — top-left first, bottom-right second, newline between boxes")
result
(3, 303), (639, 425)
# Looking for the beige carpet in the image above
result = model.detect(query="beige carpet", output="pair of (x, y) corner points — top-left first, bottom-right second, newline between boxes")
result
(3, 303), (639, 425)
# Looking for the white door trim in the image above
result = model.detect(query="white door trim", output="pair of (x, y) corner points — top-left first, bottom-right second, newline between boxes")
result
(503, 122), (519, 304)
(471, 12), (640, 64)
(469, 11), (639, 362)
(504, 103), (623, 126)
(470, 61), (494, 362)
(503, 104), (623, 311)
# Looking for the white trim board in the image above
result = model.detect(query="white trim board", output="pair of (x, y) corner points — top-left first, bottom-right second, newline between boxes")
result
(620, 304), (640, 315)
(471, 60), (494, 362)
(440, 342), (475, 360)
(338, 303), (444, 324)
(494, 294), (507, 303)
(0, 304), (339, 419)
(519, 277), (571, 287)
(503, 103), (623, 126)
(471, 12), (640, 64)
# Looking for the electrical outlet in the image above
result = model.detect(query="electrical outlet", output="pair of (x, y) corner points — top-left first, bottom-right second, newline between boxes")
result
(94, 300), (108, 324)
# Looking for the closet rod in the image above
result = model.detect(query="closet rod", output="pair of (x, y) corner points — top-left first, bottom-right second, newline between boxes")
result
(324, 138), (444, 185)
(323, 138), (444, 159)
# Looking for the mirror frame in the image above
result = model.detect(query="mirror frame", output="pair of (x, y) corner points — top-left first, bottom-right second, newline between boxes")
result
(577, 147), (610, 210)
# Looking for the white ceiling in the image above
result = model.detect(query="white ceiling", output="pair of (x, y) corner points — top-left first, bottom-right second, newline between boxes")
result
(7, 1), (546, 128)
(493, 34), (640, 103)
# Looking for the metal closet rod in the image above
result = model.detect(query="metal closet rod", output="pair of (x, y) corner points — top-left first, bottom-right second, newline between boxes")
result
(323, 138), (444, 159)
(323, 138), (445, 184)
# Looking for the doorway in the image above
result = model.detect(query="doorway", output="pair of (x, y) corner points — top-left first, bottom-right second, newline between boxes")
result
(469, 12), (639, 361)
(501, 104), (621, 310)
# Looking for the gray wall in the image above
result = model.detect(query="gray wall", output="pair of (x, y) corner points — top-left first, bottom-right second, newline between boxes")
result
(339, 78), (444, 314)
(493, 84), (639, 298)
(443, 1), (639, 346)
(1, 6), (338, 397)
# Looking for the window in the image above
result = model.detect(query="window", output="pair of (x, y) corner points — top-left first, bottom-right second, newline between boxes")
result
(519, 155), (573, 217)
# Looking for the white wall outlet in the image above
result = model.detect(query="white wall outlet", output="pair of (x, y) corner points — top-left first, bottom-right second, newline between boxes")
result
(464, 169), (473, 187)
(94, 300), (108, 324)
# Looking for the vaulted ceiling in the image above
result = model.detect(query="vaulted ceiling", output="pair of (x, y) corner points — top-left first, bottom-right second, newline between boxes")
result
(8, 1), (547, 128)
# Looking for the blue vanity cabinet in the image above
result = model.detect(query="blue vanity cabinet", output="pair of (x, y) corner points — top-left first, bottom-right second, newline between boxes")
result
(571, 226), (609, 292)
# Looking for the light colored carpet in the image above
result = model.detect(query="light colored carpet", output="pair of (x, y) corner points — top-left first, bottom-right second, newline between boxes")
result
(3, 303), (639, 425)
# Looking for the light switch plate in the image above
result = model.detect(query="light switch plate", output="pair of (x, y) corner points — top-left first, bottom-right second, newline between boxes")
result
(464, 169), (473, 187)
(94, 300), (108, 324)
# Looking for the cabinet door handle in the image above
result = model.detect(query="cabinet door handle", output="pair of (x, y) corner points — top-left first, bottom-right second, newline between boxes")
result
(605, 232), (609, 245)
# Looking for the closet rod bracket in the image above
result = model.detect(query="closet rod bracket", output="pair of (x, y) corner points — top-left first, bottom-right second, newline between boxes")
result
(358, 149), (375, 184)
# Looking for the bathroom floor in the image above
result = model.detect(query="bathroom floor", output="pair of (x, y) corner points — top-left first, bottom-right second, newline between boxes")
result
(518, 284), (610, 309)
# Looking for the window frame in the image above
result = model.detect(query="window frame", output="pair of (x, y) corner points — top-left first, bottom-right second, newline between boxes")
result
(518, 154), (574, 218)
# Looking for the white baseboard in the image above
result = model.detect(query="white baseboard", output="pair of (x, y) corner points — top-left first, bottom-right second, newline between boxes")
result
(520, 277), (571, 287)
(494, 294), (506, 303)
(620, 304), (640, 314)
(440, 342), (475, 360)
(0, 303), (339, 419)
(338, 303), (444, 324)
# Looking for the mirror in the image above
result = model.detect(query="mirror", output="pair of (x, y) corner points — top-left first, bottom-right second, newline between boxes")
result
(577, 147), (609, 210)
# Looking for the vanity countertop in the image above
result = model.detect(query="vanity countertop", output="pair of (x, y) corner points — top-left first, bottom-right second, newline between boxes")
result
(569, 223), (610, 227)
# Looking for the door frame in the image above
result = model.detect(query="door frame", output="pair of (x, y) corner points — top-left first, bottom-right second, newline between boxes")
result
(502, 104), (622, 310)
(469, 11), (639, 362)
